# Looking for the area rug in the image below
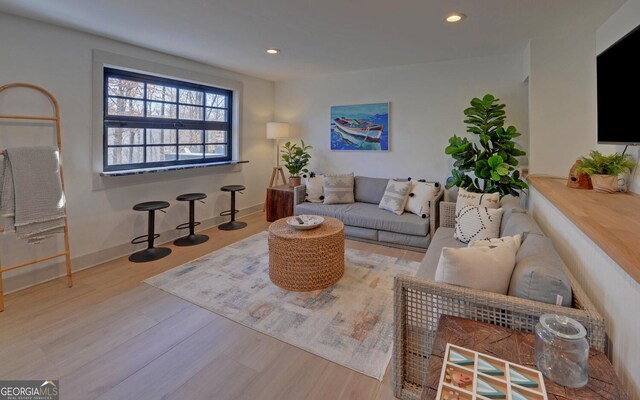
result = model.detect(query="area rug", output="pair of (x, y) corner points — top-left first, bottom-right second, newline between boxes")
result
(144, 231), (419, 380)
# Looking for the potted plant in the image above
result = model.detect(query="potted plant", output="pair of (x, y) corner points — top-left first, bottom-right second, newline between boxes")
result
(281, 140), (312, 186)
(576, 150), (636, 193)
(445, 94), (528, 197)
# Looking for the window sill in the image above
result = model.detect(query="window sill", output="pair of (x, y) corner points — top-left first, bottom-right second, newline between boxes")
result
(100, 160), (248, 177)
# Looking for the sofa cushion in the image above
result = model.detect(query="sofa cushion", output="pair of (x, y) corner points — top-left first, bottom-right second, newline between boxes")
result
(344, 225), (378, 241)
(323, 173), (355, 204)
(295, 202), (351, 219)
(416, 227), (464, 279)
(355, 176), (388, 204)
(378, 230), (430, 249)
(454, 205), (503, 244)
(435, 241), (518, 295)
(500, 195), (526, 233)
(500, 195), (524, 213)
(501, 210), (544, 237)
(303, 175), (324, 203)
(405, 180), (439, 219)
(295, 201), (429, 236)
(456, 188), (500, 214)
(379, 180), (411, 215)
(509, 234), (572, 306)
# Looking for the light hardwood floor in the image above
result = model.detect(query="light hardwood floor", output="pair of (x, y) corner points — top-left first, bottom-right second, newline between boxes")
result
(0, 212), (424, 400)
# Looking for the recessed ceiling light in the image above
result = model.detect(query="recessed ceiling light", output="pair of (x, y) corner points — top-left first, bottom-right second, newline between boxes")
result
(445, 13), (466, 23)
(266, 48), (280, 55)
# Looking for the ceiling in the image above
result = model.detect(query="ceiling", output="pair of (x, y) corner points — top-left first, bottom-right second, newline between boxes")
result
(0, 0), (625, 81)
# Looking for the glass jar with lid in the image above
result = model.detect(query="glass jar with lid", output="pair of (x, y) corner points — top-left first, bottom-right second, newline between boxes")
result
(535, 313), (589, 388)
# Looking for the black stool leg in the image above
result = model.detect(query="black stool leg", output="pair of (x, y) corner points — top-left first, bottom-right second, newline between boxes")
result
(148, 209), (155, 249)
(219, 191), (247, 231)
(230, 192), (236, 222)
(174, 200), (209, 246)
(129, 209), (172, 263)
(189, 201), (195, 236)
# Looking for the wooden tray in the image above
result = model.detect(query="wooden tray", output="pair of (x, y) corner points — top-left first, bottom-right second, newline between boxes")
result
(436, 344), (547, 400)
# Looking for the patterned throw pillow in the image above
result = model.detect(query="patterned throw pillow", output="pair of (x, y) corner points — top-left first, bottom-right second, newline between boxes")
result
(405, 180), (439, 219)
(468, 234), (521, 250)
(454, 205), (504, 244)
(323, 173), (355, 204)
(304, 175), (324, 203)
(455, 188), (500, 215)
(379, 180), (411, 215)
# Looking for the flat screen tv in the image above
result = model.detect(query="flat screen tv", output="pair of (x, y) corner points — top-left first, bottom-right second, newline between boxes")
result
(597, 24), (640, 144)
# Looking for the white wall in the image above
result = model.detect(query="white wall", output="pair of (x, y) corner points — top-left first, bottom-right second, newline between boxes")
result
(0, 12), (275, 293)
(527, 29), (599, 177)
(529, 188), (640, 399)
(597, 0), (640, 54)
(274, 53), (528, 188)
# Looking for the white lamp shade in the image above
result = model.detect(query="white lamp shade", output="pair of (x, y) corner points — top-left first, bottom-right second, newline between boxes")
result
(266, 122), (290, 139)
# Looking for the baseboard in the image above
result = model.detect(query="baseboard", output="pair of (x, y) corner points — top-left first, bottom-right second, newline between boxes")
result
(2, 203), (264, 296)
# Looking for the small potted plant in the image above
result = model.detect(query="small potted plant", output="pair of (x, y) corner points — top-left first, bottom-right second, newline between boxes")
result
(576, 150), (636, 193)
(281, 140), (312, 186)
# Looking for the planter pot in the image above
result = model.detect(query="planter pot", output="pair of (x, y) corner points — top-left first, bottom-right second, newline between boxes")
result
(289, 176), (302, 187)
(567, 160), (592, 190)
(591, 174), (618, 193)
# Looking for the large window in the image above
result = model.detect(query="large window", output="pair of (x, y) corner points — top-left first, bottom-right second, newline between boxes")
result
(103, 67), (232, 171)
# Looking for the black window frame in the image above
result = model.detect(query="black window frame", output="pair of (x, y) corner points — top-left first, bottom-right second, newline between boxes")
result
(103, 67), (233, 172)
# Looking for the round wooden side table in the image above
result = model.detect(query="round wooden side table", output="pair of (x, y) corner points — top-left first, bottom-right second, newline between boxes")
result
(268, 216), (345, 291)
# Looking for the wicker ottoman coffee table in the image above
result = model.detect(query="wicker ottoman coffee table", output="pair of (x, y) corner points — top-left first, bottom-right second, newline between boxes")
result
(268, 216), (345, 291)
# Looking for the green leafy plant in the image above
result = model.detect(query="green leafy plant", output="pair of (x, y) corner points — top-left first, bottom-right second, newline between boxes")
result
(281, 140), (312, 177)
(445, 94), (528, 197)
(576, 150), (636, 176)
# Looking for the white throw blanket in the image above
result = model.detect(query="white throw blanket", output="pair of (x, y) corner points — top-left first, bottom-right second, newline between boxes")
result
(0, 147), (66, 243)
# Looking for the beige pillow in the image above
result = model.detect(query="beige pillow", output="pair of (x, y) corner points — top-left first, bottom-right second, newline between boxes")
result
(455, 188), (500, 214)
(323, 173), (355, 204)
(405, 180), (439, 218)
(379, 180), (411, 215)
(435, 242), (518, 294)
(304, 175), (324, 203)
(454, 205), (503, 244)
(469, 234), (521, 250)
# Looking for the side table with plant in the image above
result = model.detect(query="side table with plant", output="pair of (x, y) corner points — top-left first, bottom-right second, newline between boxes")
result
(281, 140), (312, 186)
(576, 150), (636, 193)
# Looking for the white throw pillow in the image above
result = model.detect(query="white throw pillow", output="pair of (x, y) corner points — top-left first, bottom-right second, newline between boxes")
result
(405, 180), (439, 219)
(469, 234), (522, 251)
(454, 205), (503, 244)
(304, 175), (324, 203)
(323, 173), (355, 204)
(455, 188), (500, 215)
(435, 242), (518, 294)
(379, 180), (411, 215)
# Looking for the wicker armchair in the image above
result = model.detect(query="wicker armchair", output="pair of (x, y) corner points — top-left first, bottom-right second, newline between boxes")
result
(392, 201), (606, 400)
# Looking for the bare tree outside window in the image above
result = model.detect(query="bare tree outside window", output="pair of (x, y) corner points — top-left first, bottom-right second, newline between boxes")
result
(103, 68), (232, 171)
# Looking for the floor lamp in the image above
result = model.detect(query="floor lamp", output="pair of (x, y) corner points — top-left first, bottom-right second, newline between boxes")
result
(266, 122), (290, 187)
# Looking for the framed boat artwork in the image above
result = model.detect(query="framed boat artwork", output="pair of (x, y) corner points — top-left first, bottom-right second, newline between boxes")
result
(330, 102), (389, 151)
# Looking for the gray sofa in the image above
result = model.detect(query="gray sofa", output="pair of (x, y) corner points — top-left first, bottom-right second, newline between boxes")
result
(293, 176), (443, 252)
(392, 196), (606, 400)
(418, 195), (573, 305)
